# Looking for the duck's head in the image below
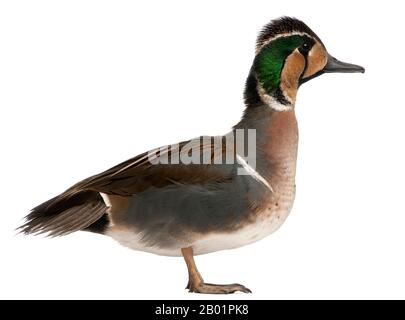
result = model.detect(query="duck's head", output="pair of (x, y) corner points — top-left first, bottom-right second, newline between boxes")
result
(246, 17), (365, 110)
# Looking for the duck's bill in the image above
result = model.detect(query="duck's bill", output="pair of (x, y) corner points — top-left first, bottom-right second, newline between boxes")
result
(323, 54), (365, 73)
(299, 54), (365, 85)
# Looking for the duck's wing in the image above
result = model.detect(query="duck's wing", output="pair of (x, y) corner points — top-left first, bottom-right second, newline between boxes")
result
(21, 137), (234, 236)
(70, 137), (234, 196)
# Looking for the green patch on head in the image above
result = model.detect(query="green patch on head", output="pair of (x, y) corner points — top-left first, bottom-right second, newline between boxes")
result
(254, 35), (305, 94)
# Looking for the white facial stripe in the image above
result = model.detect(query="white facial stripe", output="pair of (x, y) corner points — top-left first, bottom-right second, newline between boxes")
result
(256, 31), (315, 53)
(236, 155), (274, 192)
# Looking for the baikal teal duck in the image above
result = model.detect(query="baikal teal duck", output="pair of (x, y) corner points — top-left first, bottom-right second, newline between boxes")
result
(20, 17), (364, 294)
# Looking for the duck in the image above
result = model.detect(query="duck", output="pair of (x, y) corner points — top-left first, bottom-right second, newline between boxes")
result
(20, 17), (364, 294)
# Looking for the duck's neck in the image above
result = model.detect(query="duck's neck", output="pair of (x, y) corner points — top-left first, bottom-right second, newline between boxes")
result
(233, 80), (299, 184)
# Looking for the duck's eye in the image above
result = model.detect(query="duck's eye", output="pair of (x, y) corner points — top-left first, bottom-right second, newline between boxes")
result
(300, 42), (311, 53)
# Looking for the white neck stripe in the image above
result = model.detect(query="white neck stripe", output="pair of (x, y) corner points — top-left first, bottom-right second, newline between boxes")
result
(256, 83), (293, 112)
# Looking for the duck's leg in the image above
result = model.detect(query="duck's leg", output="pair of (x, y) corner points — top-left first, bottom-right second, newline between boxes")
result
(181, 247), (251, 294)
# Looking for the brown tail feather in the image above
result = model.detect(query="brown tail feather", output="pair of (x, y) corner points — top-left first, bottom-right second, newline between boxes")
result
(20, 190), (107, 237)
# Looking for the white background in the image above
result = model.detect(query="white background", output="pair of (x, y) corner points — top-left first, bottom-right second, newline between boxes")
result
(1, 0), (403, 300)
